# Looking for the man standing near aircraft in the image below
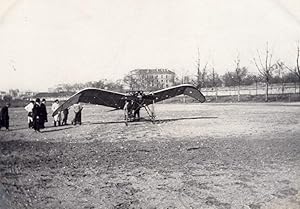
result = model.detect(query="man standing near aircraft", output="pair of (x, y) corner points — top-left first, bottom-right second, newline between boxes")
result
(51, 99), (61, 126)
(133, 91), (143, 121)
(25, 100), (34, 128)
(123, 98), (132, 121)
(62, 108), (69, 125)
(72, 103), (83, 125)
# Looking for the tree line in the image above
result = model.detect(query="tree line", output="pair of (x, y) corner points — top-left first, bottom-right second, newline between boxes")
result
(5, 42), (298, 103)
(51, 65), (298, 93)
(194, 42), (300, 101)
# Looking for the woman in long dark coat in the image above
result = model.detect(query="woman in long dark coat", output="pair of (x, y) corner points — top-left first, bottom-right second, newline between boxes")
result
(32, 98), (42, 132)
(40, 99), (48, 129)
(0, 103), (10, 130)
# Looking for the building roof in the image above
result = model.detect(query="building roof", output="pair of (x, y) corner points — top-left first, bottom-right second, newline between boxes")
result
(131, 69), (175, 75)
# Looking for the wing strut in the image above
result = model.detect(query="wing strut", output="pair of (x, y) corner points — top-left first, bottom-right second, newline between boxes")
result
(144, 98), (155, 123)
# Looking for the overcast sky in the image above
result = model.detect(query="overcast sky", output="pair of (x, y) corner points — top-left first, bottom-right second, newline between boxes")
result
(0, 0), (300, 91)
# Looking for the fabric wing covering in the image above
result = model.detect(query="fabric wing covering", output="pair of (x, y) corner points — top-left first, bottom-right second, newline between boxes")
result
(52, 88), (126, 116)
(52, 84), (205, 116)
(144, 84), (206, 105)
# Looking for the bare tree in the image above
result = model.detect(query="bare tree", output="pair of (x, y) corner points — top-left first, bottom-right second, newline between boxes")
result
(211, 68), (218, 101)
(123, 74), (139, 91)
(278, 41), (300, 94)
(222, 71), (236, 87)
(273, 62), (286, 94)
(207, 67), (222, 101)
(195, 49), (208, 90)
(62, 84), (74, 92)
(3, 95), (12, 103)
(234, 56), (241, 101)
(253, 43), (277, 102)
(104, 80), (124, 92)
(297, 42), (300, 90)
(233, 55), (248, 102)
(124, 72), (159, 91)
(252, 75), (259, 96)
(196, 49), (201, 88)
(8, 89), (19, 98)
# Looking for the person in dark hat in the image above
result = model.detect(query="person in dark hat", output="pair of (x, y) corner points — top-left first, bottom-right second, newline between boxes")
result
(0, 103), (10, 130)
(40, 98), (48, 129)
(32, 98), (42, 132)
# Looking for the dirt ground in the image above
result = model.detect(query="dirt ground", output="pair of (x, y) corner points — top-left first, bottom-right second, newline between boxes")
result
(0, 103), (300, 209)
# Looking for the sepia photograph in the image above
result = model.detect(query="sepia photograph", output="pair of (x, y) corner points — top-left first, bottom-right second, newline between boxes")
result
(0, 0), (300, 208)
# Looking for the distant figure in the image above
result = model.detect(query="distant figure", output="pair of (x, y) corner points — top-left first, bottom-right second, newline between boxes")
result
(72, 103), (83, 125)
(133, 101), (141, 121)
(133, 107), (141, 121)
(123, 99), (135, 121)
(24, 100), (34, 128)
(0, 103), (10, 130)
(62, 108), (69, 125)
(123, 99), (130, 120)
(123, 100), (129, 111)
(137, 91), (143, 101)
(51, 99), (61, 126)
(32, 98), (42, 132)
(133, 91), (143, 121)
(40, 98), (48, 129)
(128, 100), (134, 118)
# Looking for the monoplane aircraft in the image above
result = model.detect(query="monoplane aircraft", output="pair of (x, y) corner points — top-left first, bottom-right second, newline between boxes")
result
(52, 84), (205, 124)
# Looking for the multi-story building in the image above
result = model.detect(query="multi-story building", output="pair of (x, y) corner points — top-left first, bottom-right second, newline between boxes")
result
(127, 69), (175, 91)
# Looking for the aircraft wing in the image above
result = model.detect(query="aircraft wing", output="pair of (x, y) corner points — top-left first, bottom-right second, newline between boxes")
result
(144, 84), (206, 105)
(52, 88), (126, 116)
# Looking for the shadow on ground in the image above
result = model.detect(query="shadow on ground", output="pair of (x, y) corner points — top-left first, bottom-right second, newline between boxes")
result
(84, 116), (218, 125)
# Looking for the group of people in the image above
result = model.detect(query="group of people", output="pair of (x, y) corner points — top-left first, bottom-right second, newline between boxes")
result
(123, 91), (144, 121)
(50, 100), (83, 126)
(0, 99), (84, 132)
(24, 99), (83, 132)
(24, 98), (48, 132)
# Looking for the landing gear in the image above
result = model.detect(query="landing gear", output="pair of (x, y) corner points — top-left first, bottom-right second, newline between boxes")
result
(124, 109), (130, 126)
(124, 109), (139, 125)
(144, 105), (155, 123)
(123, 99), (156, 125)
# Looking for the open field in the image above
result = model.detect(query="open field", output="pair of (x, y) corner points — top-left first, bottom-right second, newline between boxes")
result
(1, 103), (300, 209)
